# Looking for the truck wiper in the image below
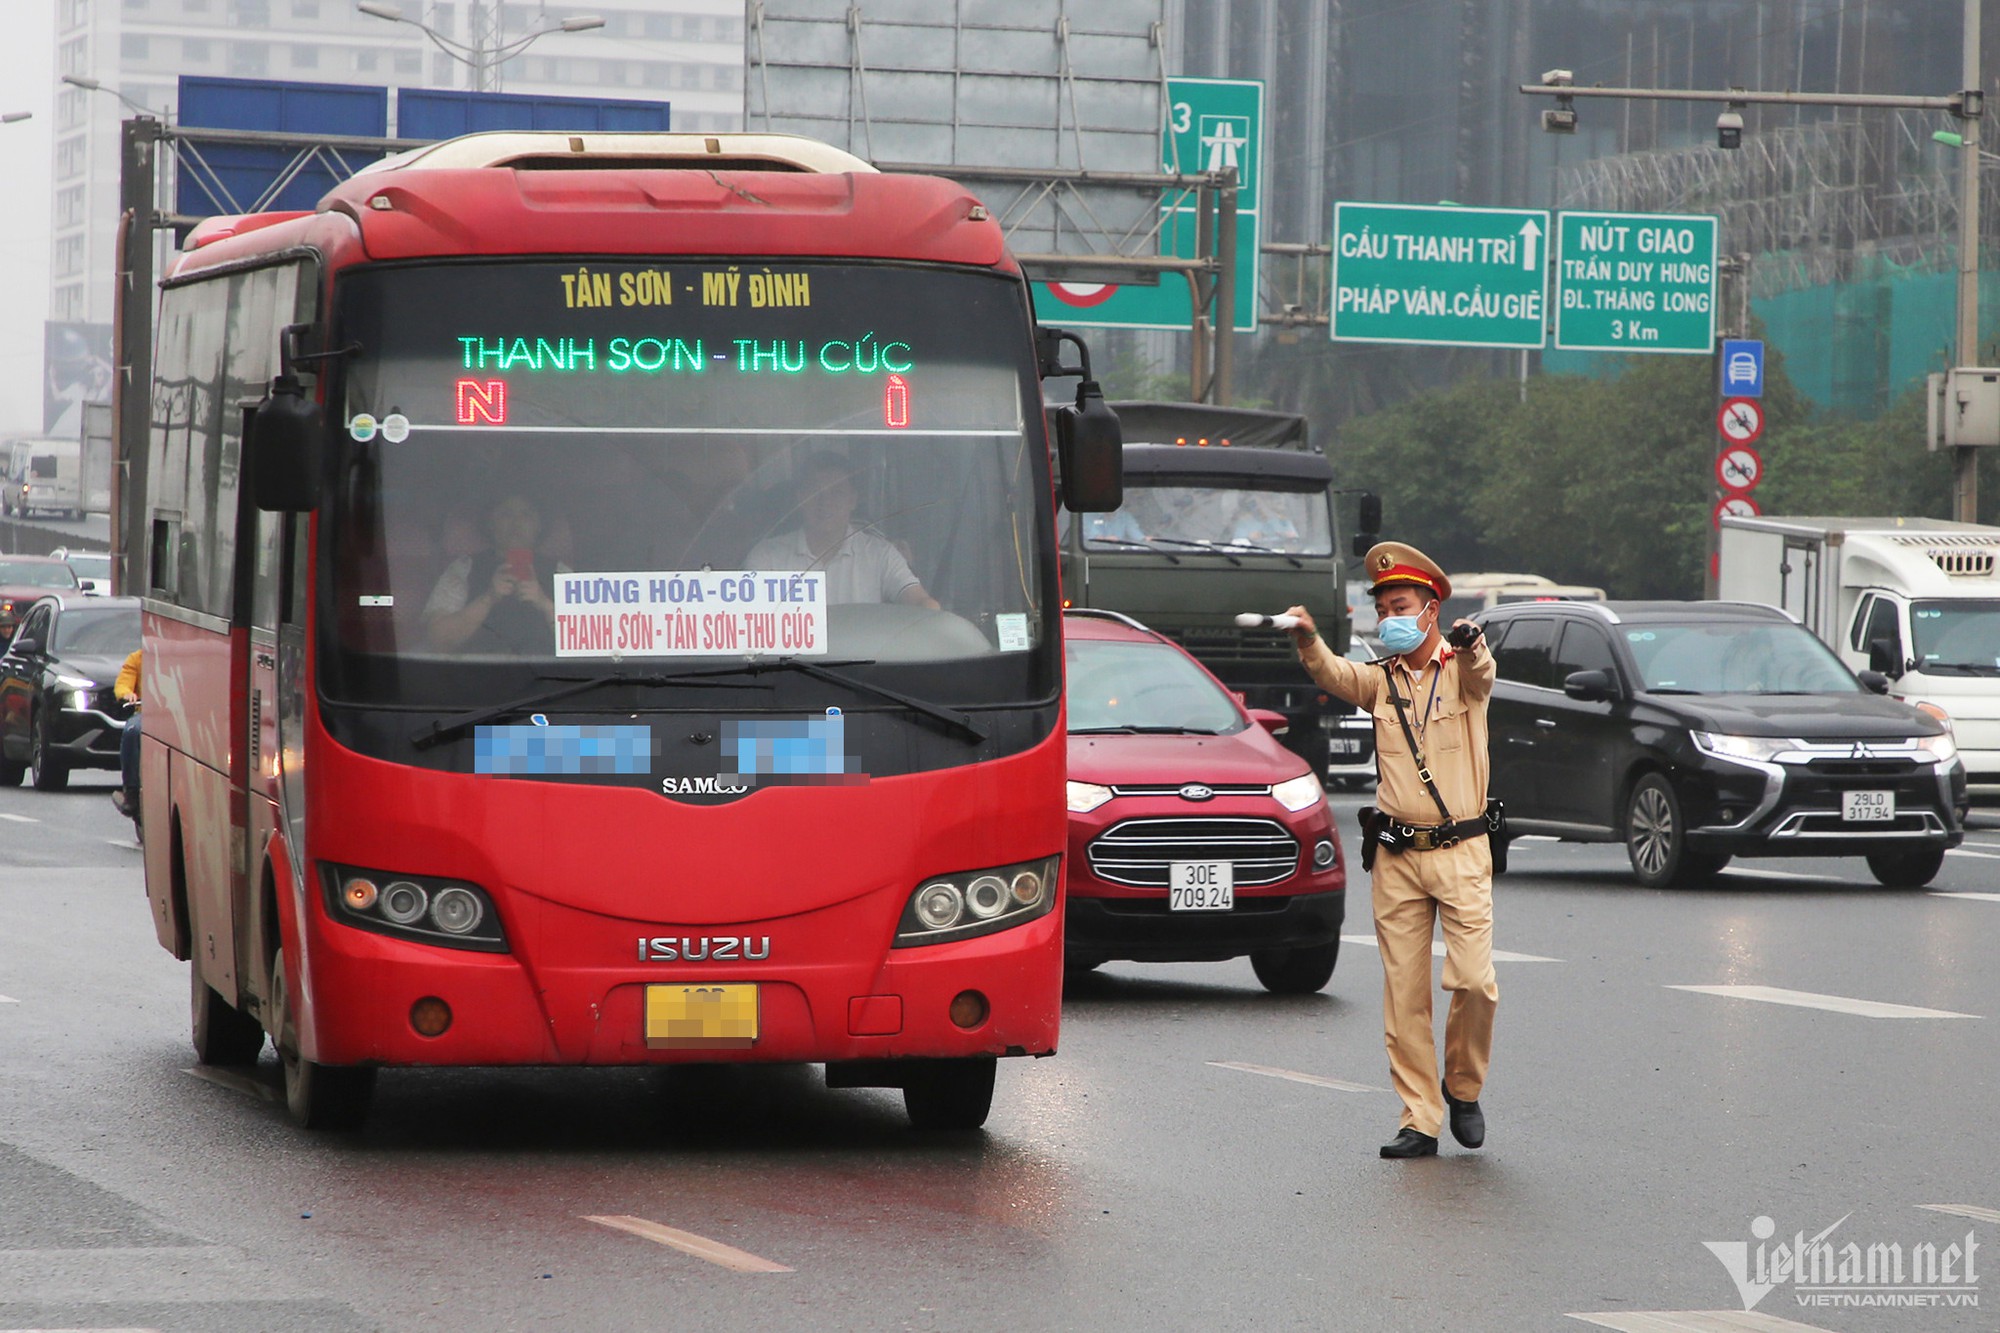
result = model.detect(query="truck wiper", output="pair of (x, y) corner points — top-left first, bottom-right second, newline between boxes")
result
(1087, 536), (1178, 564)
(412, 668), (771, 750)
(1223, 539), (1305, 568)
(672, 657), (988, 743)
(1921, 661), (2000, 675)
(1143, 537), (1242, 566)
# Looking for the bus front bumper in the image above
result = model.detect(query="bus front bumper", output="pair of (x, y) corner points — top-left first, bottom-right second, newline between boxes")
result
(296, 886), (1063, 1069)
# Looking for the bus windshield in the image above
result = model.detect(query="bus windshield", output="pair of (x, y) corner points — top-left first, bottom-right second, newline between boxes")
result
(323, 261), (1053, 711)
(1070, 483), (1331, 556)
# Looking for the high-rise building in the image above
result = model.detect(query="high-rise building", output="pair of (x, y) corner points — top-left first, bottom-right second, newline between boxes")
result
(49, 0), (746, 333)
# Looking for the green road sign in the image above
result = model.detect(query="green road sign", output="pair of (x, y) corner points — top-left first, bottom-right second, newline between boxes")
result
(1030, 77), (1262, 333)
(1330, 202), (1549, 349)
(1554, 211), (1717, 354)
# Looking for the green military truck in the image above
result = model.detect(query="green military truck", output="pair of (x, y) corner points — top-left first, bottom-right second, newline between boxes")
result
(1059, 401), (1377, 778)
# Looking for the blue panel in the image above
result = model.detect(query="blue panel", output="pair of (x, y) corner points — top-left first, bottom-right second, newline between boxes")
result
(396, 88), (670, 141)
(175, 76), (388, 218)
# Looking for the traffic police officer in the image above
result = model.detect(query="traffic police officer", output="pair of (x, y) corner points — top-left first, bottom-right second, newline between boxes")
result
(1282, 543), (1497, 1158)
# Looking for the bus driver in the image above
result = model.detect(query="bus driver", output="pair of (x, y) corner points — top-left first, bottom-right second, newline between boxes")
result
(747, 453), (940, 608)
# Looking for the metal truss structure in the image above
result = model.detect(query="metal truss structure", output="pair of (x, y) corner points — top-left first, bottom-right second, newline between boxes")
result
(1553, 113), (2000, 297)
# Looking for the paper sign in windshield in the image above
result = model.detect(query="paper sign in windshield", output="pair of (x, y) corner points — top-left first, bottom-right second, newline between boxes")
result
(552, 570), (827, 657)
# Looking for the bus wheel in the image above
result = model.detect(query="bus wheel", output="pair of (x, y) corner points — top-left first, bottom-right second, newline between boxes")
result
(270, 945), (375, 1131)
(191, 966), (265, 1065)
(902, 1057), (996, 1131)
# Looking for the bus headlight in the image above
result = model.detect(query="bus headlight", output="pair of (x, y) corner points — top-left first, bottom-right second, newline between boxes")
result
(324, 864), (508, 953)
(895, 856), (1059, 947)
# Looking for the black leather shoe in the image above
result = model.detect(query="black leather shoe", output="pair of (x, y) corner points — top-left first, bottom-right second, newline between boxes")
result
(1442, 1080), (1485, 1149)
(1379, 1128), (1438, 1159)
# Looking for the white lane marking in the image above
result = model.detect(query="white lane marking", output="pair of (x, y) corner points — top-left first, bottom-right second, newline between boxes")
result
(1945, 847), (2000, 861)
(182, 1067), (280, 1103)
(1668, 984), (1979, 1020)
(1511, 834), (1557, 842)
(1569, 1313), (1843, 1332)
(1718, 867), (1850, 884)
(583, 1215), (793, 1273)
(1919, 1202), (2000, 1224)
(104, 837), (142, 850)
(1931, 891), (2000, 903)
(0, 812), (39, 823)
(0, 995), (17, 1004)
(1340, 934), (1561, 963)
(1207, 1060), (1387, 1094)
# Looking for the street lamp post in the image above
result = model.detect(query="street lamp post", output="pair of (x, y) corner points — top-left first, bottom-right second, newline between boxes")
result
(2, 112), (31, 124)
(59, 74), (165, 120)
(357, 3), (604, 93)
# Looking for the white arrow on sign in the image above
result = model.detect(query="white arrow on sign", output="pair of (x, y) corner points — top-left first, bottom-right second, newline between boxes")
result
(1519, 218), (1542, 272)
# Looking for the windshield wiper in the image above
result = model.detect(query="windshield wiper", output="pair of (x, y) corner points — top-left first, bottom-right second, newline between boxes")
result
(1087, 536), (1179, 565)
(1143, 537), (1242, 565)
(413, 668), (772, 750)
(1222, 539), (1305, 568)
(1643, 687), (1703, 694)
(1070, 724), (1227, 735)
(1921, 661), (2000, 675)
(669, 657), (989, 743)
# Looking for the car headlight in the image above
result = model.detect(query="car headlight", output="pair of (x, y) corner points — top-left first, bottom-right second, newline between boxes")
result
(1271, 772), (1324, 811)
(1691, 731), (1791, 763)
(1916, 730), (1959, 765)
(323, 864), (508, 952)
(894, 856), (1059, 947)
(1066, 780), (1114, 813)
(66, 689), (94, 710)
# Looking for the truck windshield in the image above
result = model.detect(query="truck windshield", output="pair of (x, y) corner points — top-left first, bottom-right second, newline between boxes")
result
(1911, 599), (2000, 673)
(1624, 622), (1861, 694)
(1071, 484), (1330, 556)
(322, 261), (1054, 711)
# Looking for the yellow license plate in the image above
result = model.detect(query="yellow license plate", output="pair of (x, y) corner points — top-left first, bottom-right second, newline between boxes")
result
(645, 984), (759, 1049)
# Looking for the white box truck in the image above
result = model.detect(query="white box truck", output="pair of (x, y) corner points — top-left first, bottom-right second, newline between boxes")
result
(2, 437), (81, 519)
(1718, 514), (2000, 796)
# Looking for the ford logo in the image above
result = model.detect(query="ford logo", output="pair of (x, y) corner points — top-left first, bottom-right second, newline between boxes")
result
(1179, 783), (1215, 802)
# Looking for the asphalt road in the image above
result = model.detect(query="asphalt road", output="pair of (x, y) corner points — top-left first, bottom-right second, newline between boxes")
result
(2, 775), (1996, 1332)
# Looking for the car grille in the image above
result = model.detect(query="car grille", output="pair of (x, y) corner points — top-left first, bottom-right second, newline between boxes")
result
(1087, 817), (1301, 888)
(1803, 758), (1921, 778)
(1161, 625), (1296, 664)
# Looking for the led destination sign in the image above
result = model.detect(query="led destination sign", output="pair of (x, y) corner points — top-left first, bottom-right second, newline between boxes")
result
(338, 261), (1025, 439)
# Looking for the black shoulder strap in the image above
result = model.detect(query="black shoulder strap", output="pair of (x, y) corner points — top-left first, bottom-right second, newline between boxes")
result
(1378, 659), (1454, 825)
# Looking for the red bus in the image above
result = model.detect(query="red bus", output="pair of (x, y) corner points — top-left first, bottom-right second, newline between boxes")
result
(136, 131), (1119, 1130)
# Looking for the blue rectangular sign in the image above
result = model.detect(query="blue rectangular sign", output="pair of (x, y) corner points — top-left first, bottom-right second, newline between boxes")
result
(396, 88), (671, 139)
(176, 76), (389, 218)
(1722, 339), (1765, 398)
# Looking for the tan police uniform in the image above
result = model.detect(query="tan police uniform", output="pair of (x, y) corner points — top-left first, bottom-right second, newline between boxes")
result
(1295, 543), (1497, 1141)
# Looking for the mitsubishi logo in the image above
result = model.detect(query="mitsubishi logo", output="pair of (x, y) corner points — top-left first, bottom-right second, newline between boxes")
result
(1850, 742), (1871, 760)
(1179, 783), (1215, 802)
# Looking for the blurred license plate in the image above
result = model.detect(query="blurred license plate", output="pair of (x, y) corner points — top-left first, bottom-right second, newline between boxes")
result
(1842, 790), (1895, 822)
(1328, 736), (1367, 756)
(645, 984), (759, 1048)
(1169, 862), (1234, 911)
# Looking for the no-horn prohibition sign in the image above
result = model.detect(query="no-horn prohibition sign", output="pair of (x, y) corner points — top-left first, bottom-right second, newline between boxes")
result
(1717, 397), (1764, 445)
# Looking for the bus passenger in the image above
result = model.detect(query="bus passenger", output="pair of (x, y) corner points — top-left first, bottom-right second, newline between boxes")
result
(746, 453), (940, 608)
(422, 494), (568, 653)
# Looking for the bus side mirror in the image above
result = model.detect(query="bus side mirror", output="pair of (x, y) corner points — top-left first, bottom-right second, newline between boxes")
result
(248, 375), (326, 513)
(1351, 491), (1381, 558)
(1056, 380), (1123, 513)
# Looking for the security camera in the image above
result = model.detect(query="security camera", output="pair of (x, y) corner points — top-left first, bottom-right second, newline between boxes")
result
(1542, 104), (1578, 134)
(1541, 68), (1574, 87)
(1716, 108), (1744, 150)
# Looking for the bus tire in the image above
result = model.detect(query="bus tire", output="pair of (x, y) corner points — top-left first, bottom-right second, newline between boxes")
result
(902, 1057), (996, 1131)
(191, 965), (265, 1065)
(270, 944), (375, 1131)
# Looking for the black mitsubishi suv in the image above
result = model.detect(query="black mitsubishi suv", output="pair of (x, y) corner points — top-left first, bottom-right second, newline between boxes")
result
(1480, 600), (1966, 888)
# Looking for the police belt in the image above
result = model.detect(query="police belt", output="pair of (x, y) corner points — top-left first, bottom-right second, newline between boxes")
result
(1372, 812), (1490, 853)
